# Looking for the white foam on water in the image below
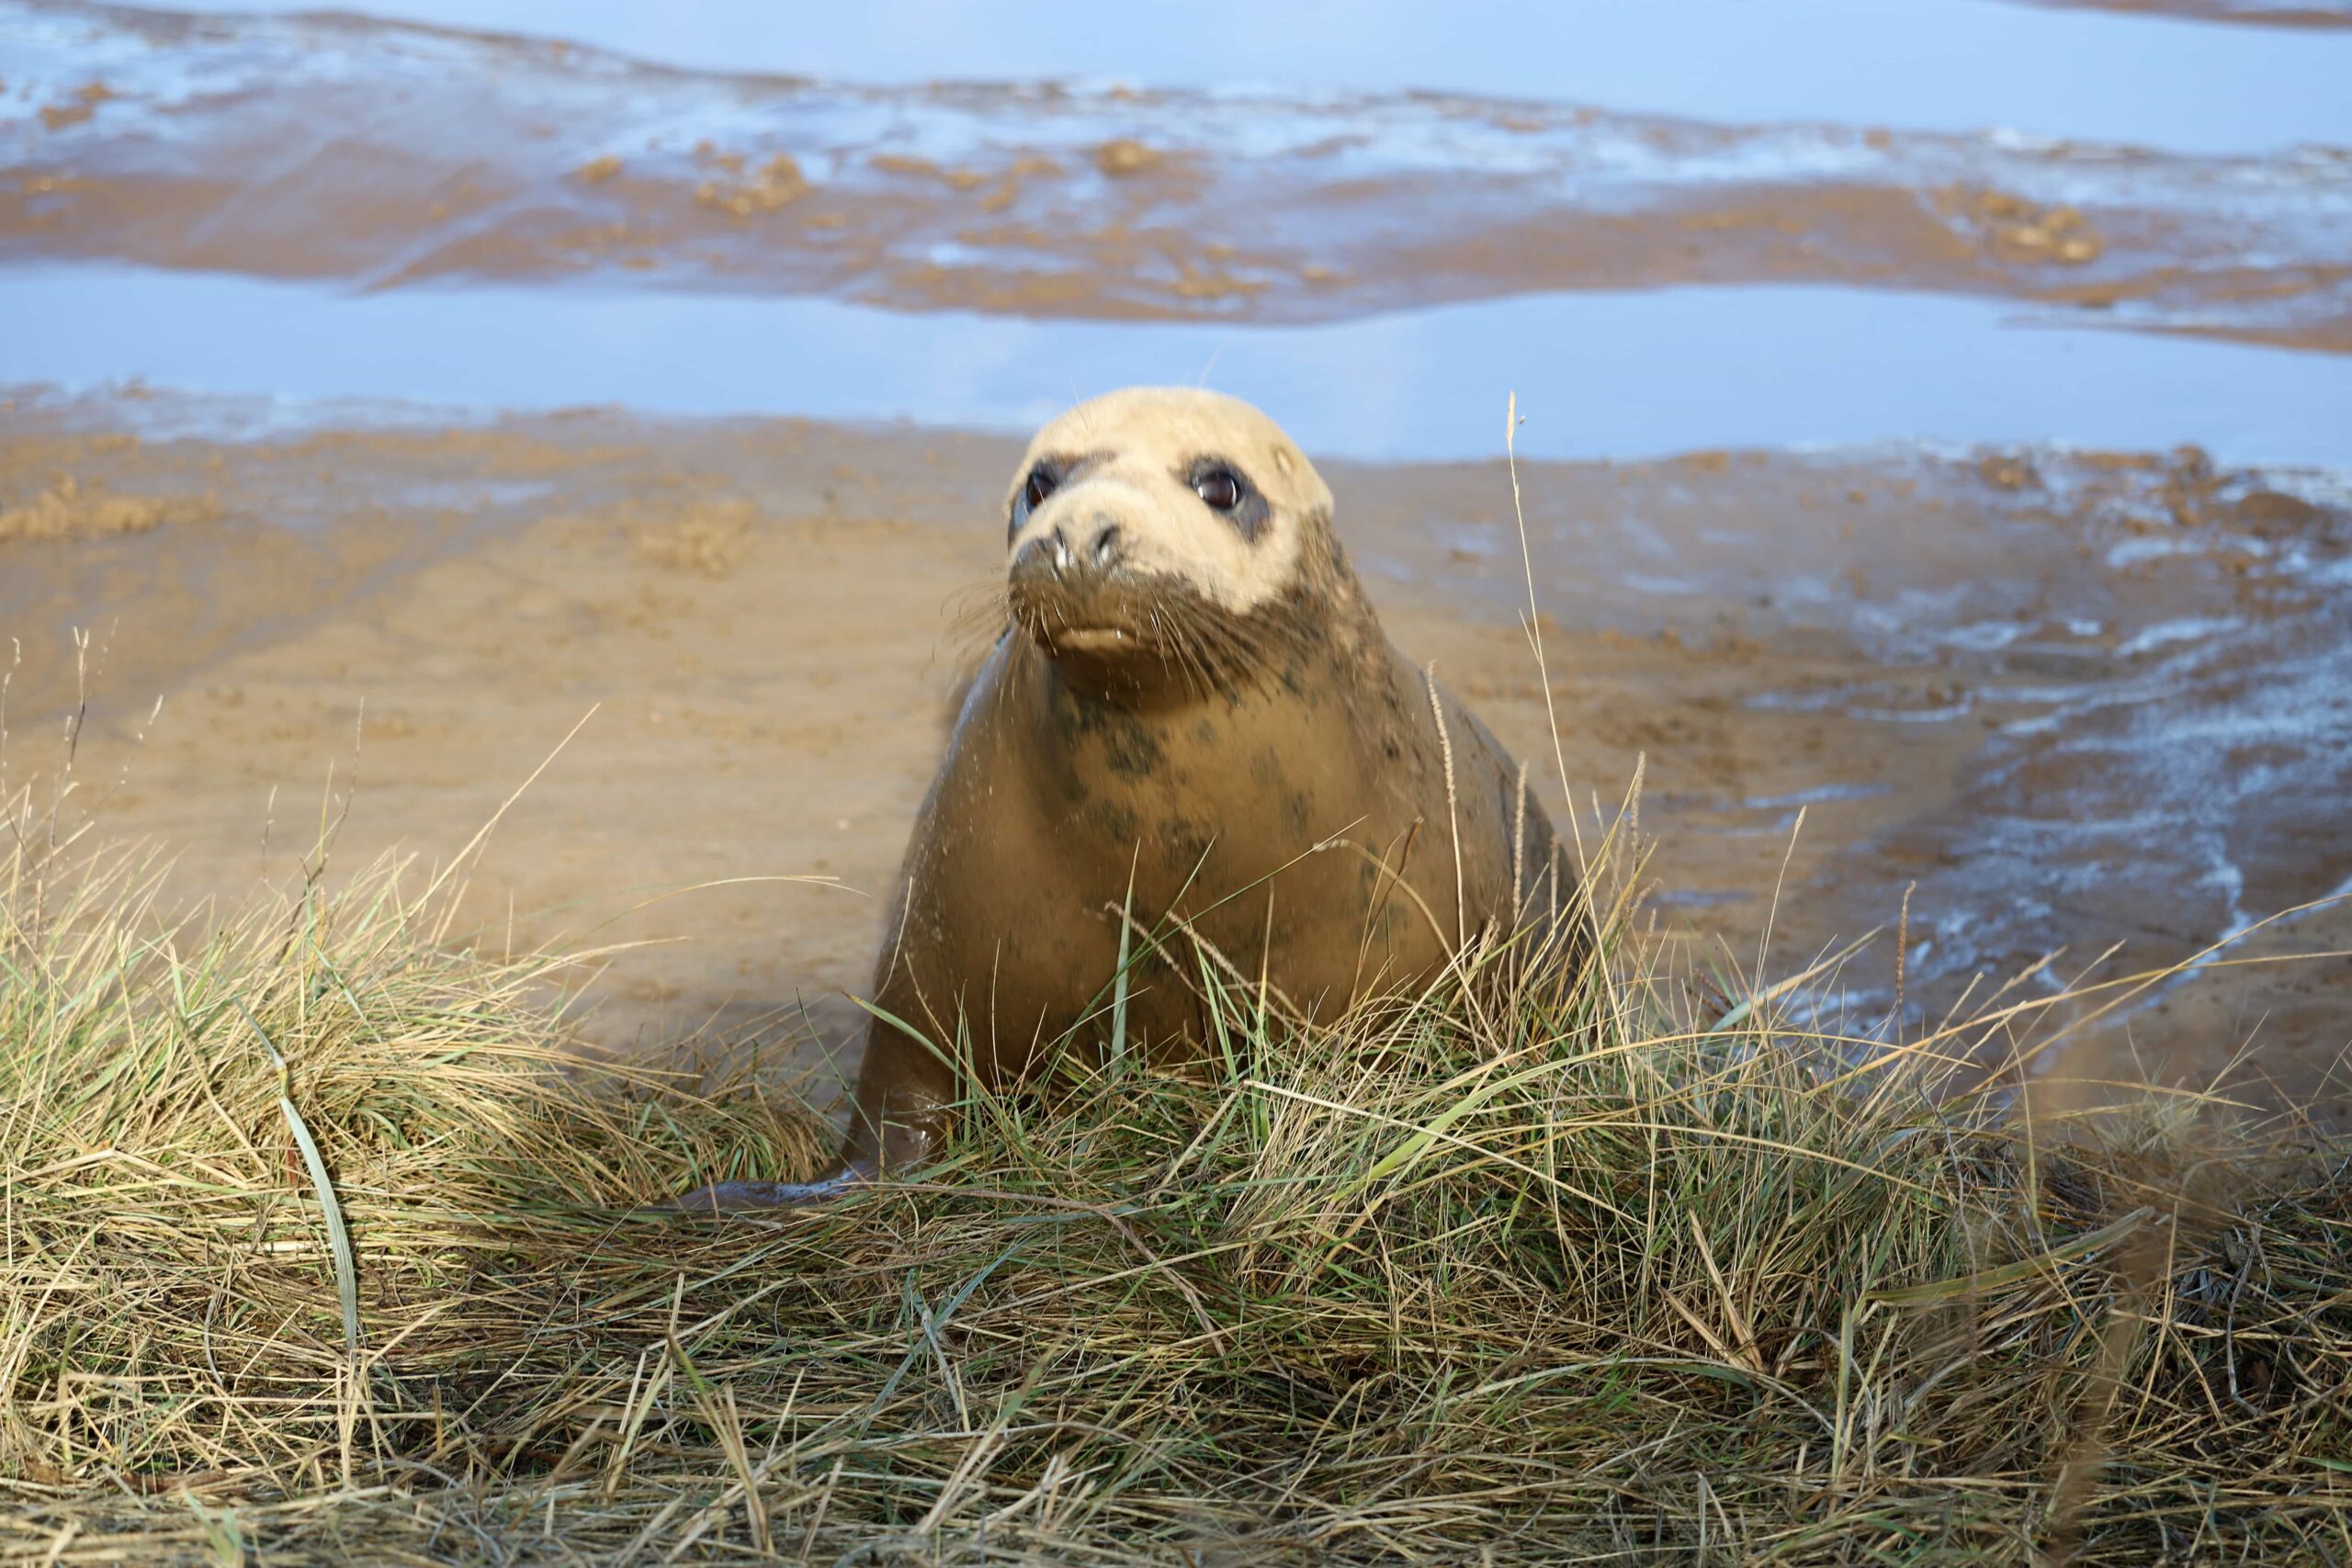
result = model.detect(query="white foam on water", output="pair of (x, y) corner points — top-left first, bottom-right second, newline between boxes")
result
(2118, 615), (2244, 657)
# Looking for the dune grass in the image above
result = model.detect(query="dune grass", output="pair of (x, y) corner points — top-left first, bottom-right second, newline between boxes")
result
(1, 811), (2348, 1566)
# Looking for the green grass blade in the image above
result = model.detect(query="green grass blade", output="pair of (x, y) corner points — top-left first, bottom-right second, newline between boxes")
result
(236, 998), (362, 1355)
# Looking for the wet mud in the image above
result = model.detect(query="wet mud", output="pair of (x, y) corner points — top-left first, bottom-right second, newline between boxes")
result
(5, 1), (2351, 351)
(4, 396), (2345, 1118)
(3, 0), (2344, 1121)
(2027, 0), (2352, 25)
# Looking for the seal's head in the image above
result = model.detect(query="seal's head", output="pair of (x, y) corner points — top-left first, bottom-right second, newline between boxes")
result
(1001, 387), (1338, 698)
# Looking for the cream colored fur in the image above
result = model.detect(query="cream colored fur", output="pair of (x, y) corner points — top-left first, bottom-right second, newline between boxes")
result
(1005, 388), (1333, 615)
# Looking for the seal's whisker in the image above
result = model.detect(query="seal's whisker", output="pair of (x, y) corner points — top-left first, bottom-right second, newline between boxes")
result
(1169, 633), (1211, 701)
(1171, 597), (1261, 690)
(1170, 611), (1225, 699)
(1182, 608), (1243, 696)
(1145, 605), (1194, 694)
(1148, 599), (1210, 695)
(948, 578), (1013, 644)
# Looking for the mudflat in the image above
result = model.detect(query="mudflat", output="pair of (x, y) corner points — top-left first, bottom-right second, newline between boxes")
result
(4, 0), (2346, 1122)
(6, 392), (2345, 1118)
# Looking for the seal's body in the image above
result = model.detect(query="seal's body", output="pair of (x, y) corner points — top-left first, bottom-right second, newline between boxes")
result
(677, 389), (1577, 1207)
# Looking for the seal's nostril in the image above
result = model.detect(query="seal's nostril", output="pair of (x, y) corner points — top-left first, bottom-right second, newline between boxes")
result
(1011, 533), (1057, 583)
(1091, 525), (1122, 569)
(1051, 525), (1071, 578)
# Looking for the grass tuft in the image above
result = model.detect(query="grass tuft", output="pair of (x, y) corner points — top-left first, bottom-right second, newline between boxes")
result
(2, 824), (2347, 1564)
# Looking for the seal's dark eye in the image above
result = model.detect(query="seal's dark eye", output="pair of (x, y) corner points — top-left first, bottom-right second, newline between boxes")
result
(1011, 462), (1062, 539)
(1185, 457), (1270, 541)
(1193, 468), (1242, 511)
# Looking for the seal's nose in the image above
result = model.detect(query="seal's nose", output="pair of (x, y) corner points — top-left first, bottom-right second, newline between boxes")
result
(1059, 510), (1129, 576)
(1011, 513), (1126, 589)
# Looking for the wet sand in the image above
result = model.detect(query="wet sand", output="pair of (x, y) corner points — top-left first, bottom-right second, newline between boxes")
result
(5, 397), (2346, 1120)
(3, 0), (2345, 1124)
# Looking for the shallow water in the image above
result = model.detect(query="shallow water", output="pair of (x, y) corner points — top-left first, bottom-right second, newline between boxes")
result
(9, 266), (2352, 467)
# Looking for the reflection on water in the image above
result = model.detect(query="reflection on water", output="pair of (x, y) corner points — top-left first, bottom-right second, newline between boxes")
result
(9, 265), (2352, 466)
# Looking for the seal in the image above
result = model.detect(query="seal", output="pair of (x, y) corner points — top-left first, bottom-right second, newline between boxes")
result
(671, 388), (1581, 1211)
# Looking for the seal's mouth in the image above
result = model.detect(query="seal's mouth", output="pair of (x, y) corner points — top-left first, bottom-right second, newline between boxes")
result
(1005, 570), (1166, 662)
(1003, 559), (1298, 701)
(1043, 624), (1142, 655)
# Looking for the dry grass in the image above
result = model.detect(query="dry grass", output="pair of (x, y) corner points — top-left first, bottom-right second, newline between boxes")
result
(1, 810), (2348, 1566)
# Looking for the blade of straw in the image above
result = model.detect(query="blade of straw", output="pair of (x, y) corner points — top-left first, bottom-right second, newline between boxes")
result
(236, 998), (360, 1354)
